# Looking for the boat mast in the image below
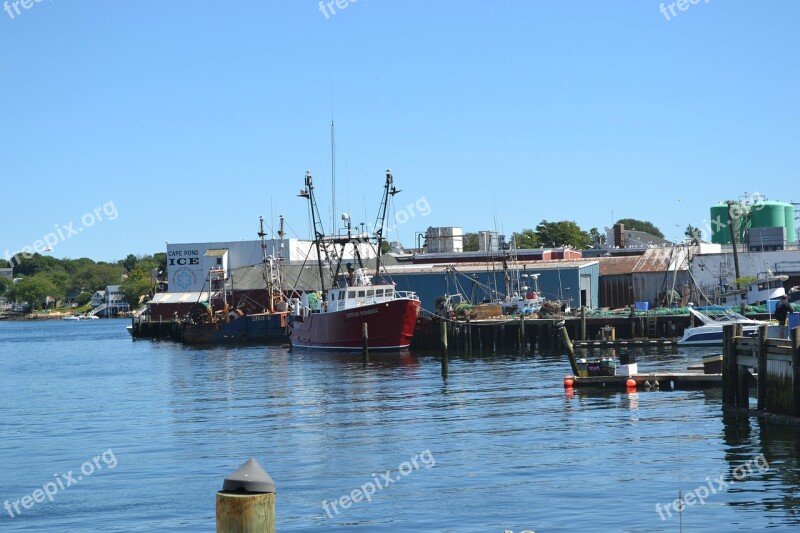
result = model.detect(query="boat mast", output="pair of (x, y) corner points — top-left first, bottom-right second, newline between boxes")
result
(300, 172), (330, 292)
(277, 214), (285, 297)
(258, 216), (272, 311)
(374, 169), (399, 277)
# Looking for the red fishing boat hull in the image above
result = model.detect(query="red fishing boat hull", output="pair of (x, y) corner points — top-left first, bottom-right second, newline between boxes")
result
(290, 298), (420, 350)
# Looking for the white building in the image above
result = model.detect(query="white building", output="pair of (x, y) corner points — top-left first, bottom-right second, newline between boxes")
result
(166, 239), (376, 293)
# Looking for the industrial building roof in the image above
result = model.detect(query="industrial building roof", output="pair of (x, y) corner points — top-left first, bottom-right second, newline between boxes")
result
(598, 247), (687, 276)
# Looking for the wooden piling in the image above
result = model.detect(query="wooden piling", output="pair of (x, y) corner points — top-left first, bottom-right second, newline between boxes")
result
(560, 325), (579, 376)
(580, 306), (586, 341)
(362, 322), (369, 363)
(757, 325), (768, 411)
(793, 327), (800, 417)
(519, 315), (526, 354)
(217, 459), (275, 533)
(466, 316), (472, 355)
(737, 358), (750, 409)
(722, 324), (736, 406)
(440, 320), (448, 356)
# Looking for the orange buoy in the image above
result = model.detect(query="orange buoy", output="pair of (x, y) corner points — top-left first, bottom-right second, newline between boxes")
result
(626, 378), (636, 388)
(564, 376), (574, 387)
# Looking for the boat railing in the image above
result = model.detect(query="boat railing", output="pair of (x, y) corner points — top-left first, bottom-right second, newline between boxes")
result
(394, 290), (419, 301)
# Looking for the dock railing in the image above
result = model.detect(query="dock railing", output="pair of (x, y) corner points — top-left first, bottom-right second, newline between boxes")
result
(723, 324), (800, 418)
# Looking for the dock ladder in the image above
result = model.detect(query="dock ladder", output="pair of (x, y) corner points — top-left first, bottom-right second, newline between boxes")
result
(647, 311), (658, 338)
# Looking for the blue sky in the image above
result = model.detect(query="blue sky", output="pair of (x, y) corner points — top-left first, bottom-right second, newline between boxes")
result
(1, 1), (798, 262)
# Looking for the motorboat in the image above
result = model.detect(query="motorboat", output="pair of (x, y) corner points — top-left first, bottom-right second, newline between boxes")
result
(678, 306), (768, 346)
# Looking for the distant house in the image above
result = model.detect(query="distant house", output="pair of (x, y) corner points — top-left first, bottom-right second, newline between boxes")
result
(90, 290), (105, 307)
(0, 267), (12, 280)
(64, 288), (82, 306)
(105, 285), (129, 316)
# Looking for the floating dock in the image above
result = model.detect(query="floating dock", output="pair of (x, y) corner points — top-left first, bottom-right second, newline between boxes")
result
(574, 339), (675, 348)
(571, 372), (722, 390)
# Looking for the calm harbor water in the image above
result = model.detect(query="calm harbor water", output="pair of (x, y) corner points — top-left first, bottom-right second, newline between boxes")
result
(1, 319), (800, 532)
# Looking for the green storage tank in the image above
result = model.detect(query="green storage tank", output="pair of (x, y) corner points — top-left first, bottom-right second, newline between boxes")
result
(710, 202), (748, 244)
(750, 201), (786, 230)
(784, 203), (797, 243)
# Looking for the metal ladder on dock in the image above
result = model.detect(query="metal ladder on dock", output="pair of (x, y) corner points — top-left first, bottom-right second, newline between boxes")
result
(646, 312), (658, 338)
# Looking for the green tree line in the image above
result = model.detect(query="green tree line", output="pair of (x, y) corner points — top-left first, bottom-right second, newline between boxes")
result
(1, 253), (166, 311)
(460, 218), (664, 251)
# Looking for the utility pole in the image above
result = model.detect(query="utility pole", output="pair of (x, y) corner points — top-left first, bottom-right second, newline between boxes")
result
(727, 201), (742, 289)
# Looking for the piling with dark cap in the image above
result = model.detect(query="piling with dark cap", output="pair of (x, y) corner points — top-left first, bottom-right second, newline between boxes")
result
(216, 458), (276, 533)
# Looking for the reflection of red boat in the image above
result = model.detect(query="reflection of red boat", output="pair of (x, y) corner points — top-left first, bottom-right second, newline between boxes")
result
(289, 170), (420, 350)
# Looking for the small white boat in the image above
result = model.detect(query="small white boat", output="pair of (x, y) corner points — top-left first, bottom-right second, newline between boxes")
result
(62, 314), (81, 321)
(678, 306), (768, 346)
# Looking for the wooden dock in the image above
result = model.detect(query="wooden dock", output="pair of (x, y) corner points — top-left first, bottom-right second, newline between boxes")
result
(723, 324), (800, 423)
(572, 372), (721, 390)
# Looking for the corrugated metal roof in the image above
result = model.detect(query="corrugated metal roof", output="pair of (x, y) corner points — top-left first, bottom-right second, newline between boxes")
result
(150, 291), (218, 304)
(383, 259), (599, 275)
(598, 248), (687, 276)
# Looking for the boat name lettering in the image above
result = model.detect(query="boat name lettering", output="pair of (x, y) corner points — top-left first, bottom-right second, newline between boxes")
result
(346, 308), (379, 319)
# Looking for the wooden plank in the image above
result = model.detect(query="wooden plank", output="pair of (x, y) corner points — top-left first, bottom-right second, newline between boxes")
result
(737, 338), (759, 350)
(766, 346), (793, 356)
(765, 353), (794, 363)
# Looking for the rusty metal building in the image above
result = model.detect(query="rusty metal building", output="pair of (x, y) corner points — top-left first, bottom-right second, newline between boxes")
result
(598, 248), (689, 309)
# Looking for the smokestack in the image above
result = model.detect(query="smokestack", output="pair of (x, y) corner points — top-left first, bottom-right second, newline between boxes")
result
(614, 223), (625, 249)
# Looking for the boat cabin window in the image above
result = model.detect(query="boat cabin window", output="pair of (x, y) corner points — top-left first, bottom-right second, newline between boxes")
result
(331, 293), (336, 301)
(348, 290), (356, 299)
(769, 280), (783, 289)
(385, 289), (393, 298)
(375, 289), (384, 297)
(758, 283), (767, 291)
(358, 290), (366, 298)
(367, 290), (374, 297)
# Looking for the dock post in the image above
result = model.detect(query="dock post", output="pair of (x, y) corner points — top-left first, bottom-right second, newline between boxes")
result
(792, 327), (800, 416)
(757, 325), (768, 411)
(440, 320), (448, 356)
(440, 320), (449, 378)
(466, 316), (472, 355)
(737, 355), (750, 410)
(580, 306), (586, 341)
(362, 322), (369, 364)
(559, 324), (580, 376)
(519, 314), (526, 354)
(722, 325), (736, 407)
(216, 458), (276, 533)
